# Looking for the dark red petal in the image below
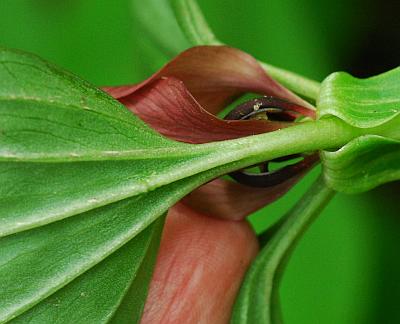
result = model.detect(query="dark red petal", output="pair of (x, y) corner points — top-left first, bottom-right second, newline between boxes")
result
(103, 45), (314, 115)
(181, 175), (304, 221)
(183, 155), (318, 221)
(115, 77), (289, 144)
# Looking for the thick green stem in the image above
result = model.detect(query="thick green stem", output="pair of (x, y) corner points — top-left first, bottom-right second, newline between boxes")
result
(231, 175), (335, 323)
(201, 117), (364, 171)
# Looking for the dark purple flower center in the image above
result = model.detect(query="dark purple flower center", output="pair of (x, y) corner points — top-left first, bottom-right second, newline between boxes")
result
(225, 96), (319, 187)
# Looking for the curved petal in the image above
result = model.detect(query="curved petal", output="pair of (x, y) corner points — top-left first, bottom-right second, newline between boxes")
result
(181, 167), (313, 221)
(111, 77), (289, 144)
(103, 45), (314, 114)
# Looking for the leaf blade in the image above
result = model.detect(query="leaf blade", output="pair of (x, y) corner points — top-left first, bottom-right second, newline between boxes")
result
(11, 217), (164, 324)
(318, 67), (400, 193)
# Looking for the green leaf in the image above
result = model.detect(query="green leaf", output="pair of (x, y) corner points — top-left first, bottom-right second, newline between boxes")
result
(231, 176), (334, 324)
(0, 47), (212, 237)
(0, 167), (223, 322)
(0, 47), (361, 237)
(0, 46), (380, 321)
(318, 67), (400, 128)
(321, 135), (400, 193)
(10, 216), (165, 324)
(132, 0), (191, 58)
(0, 47), (220, 322)
(318, 67), (400, 193)
(109, 217), (164, 323)
(0, 47), (194, 162)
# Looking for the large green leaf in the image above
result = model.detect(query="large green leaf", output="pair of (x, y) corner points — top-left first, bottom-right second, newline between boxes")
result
(0, 47), (220, 322)
(0, 47), (364, 238)
(11, 216), (165, 324)
(231, 176), (334, 324)
(1, 46), (344, 322)
(1, 46), (395, 322)
(0, 165), (231, 322)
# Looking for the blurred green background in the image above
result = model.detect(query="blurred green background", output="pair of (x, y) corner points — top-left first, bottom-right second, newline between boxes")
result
(0, 0), (399, 323)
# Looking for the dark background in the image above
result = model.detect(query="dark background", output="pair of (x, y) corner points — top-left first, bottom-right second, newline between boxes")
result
(0, 1), (399, 323)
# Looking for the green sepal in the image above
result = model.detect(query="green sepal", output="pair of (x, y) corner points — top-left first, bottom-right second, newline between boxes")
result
(318, 67), (400, 193)
(321, 135), (400, 193)
(318, 67), (400, 128)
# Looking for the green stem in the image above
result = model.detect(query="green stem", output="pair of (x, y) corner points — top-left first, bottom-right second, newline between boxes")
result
(170, 0), (321, 100)
(170, 0), (221, 46)
(231, 175), (335, 323)
(259, 62), (321, 101)
(202, 117), (363, 170)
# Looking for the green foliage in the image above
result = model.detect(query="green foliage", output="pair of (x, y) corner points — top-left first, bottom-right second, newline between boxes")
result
(0, 47), (233, 321)
(319, 68), (400, 193)
(132, 0), (190, 57)
(322, 135), (400, 193)
(318, 68), (400, 128)
(0, 45), (359, 322)
(169, 0), (221, 46)
(1, 1), (399, 322)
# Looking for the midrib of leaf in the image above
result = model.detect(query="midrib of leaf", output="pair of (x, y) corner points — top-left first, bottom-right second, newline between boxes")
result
(0, 117), (364, 237)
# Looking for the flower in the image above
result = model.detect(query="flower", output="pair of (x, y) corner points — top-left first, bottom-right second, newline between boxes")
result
(103, 45), (317, 220)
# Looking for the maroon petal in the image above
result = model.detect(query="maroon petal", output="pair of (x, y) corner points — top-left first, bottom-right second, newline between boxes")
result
(103, 45), (314, 115)
(181, 175), (304, 221)
(182, 153), (318, 221)
(113, 76), (290, 144)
